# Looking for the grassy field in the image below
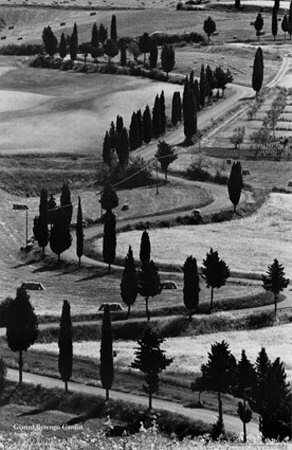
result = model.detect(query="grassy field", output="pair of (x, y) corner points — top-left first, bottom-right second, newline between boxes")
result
(33, 322), (292, 380)
(0, 58), (183, 155)
(109, 193), (292, 277)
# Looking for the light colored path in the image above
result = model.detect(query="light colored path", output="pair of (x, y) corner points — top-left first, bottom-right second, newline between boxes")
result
(5, 368), (260, 436)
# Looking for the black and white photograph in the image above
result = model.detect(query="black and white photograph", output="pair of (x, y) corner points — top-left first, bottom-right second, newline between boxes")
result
(0, 0), (291, 448)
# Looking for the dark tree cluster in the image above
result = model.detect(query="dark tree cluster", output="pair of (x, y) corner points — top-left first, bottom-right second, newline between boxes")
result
(194, 342), (292, 442)
(102, 90), (167, 167)
(33, 184), (74, 262)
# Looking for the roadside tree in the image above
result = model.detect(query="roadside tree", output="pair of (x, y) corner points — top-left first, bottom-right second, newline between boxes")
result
(58, 300), (73, 393)
(155, 140), (178, 181)
(120, 246), (138, 318)
(203, 16), (216, 41)
(131, 328), (172, 409)
(228, 161), (243, 212)
(262, 259), (289, 316)
(100, 304), (114, 400)
(138, 261), (162, 321)
(183, 256), (200, 319)
(103, 212), (116, 274)
(6, 288), (38, 384)
(202, 248), (230, 313)
(76, 196), (84, 267)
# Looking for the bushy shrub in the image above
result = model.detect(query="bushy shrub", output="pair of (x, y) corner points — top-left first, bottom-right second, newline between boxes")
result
(61, 59), (74, 71)
(186, 164), (210, 181)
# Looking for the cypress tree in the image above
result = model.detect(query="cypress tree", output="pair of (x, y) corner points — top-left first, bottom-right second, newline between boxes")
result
(47, 193), (57, 227)
(182, 76), (189, 113)
(120, 246), (138, 318)
(177, 90), (182, 121)
(110, 15), (117, 42)
(272, 7), (278, 40)
(274, 0), (280, 12)
(58, 300), (72, 393)
(139, 32), (151, 64)
(228, 161), (243, 212)
(100, 304), (114, 401)
(109, 121), (117, 149)
(76, 196), (84, 267)
(160, 44), (175, 77)
(202, 248), (230, 313)
(183, 82), (197, 146)
(120, 41), (127, 66)
(282, 15), (289, 39)
(136, 109), (143, 147)
(149, 40), (158, 69)
(235, 0), (241, 9)
(116, 115), (124, 135)
(143, 105), (152, 144)
(252, 47), (264, 96)
(49, 208), (72, 262)
(118, 127), (129, 166)
(171, 91), (178, 126)
(289, 1), (292, 39)
(189, 70), (195, 92)
(36, 188), (48, 256)
(183, 256), (200, 319)
(102, 212), (116, 274)
(69, 32), (78, 61)
(101, 183), (119, 213)
(152, 94), (161, 139)
(159, 90), (166, 135)
(104, 39), (119, 64)
(129, 112), (139, 151)
(103, 131), (112, 166)
(139, 230), (151, 264)
(199, 64), (206, 108)
(60, 183), (73, 225)
(42, 26), (58, 56)
(91, 22), (99, 48)
(59, 33), (67, 58)
(73, 22), (78, 47)
(6, 288), (38, 384)
(99, 24), (108, 44)
(194, 79), (200, 111)
(138, 260), (162, 321)
(0, 357), (6, 396)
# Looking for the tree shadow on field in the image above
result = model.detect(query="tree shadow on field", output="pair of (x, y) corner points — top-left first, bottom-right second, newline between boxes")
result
(75, 269), (108, 282)
(12, 260), (36, 269)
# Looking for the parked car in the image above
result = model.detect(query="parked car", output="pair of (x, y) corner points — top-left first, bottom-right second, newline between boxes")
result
(98, 303), (123, 312)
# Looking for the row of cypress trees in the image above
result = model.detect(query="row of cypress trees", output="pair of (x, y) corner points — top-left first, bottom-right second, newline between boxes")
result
(102, 91), (167, 166)
(33, 185), (84, 265)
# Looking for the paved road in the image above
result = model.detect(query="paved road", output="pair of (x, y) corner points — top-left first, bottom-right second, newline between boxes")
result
(6, 368), (260, 436)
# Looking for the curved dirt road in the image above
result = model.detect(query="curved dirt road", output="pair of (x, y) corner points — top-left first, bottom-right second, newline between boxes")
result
(6, 368), (260, 437)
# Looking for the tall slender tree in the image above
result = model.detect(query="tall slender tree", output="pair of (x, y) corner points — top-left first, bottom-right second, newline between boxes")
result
(183, 81), (197, 146)
(100, 304), (114, 401)
(59, 33), (67, 58)
(42, 26), (58, 56)
(50, 209), (72, 262)
(183, 256), (200, 319)
(202, 248), (230, 313)
(129, 112), (139, 151)
(199, 64), (206, 108)
(138, 261), (162, 321)
(228, 161), (243, 212)
(103, 212), (116, 274)
(143, 105), (152, 144)
(254, 13), (264, 41)
(120, 41), (127, 66)
(35, 188), (48, 256)
(103, 131), (112, 166)
(60, 183), (73, 225)
(272, 7), (278, 40)
(99, 24), (108, 44)
(262, 259), (289, 316)
(110, 15), (117, 42)
(152, 94), (161, 139)
(149, 40), (158, 69)
(76, 196), (84, 267)
(120, 246), (138, 318)
(131, 329), (172, 409)
(58, 300), (72, 393)
(159, 91), (166, 135)
(139, 32), (151, 64)
(6, 288), (38, 384)
(139, 230), (151, 264)
(101, 183), (118, 213)
(281, 15), (289, 39)
(160, 44), (175, 77)
(252, 47), (264, 96)
(91, 22), (99, 48)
